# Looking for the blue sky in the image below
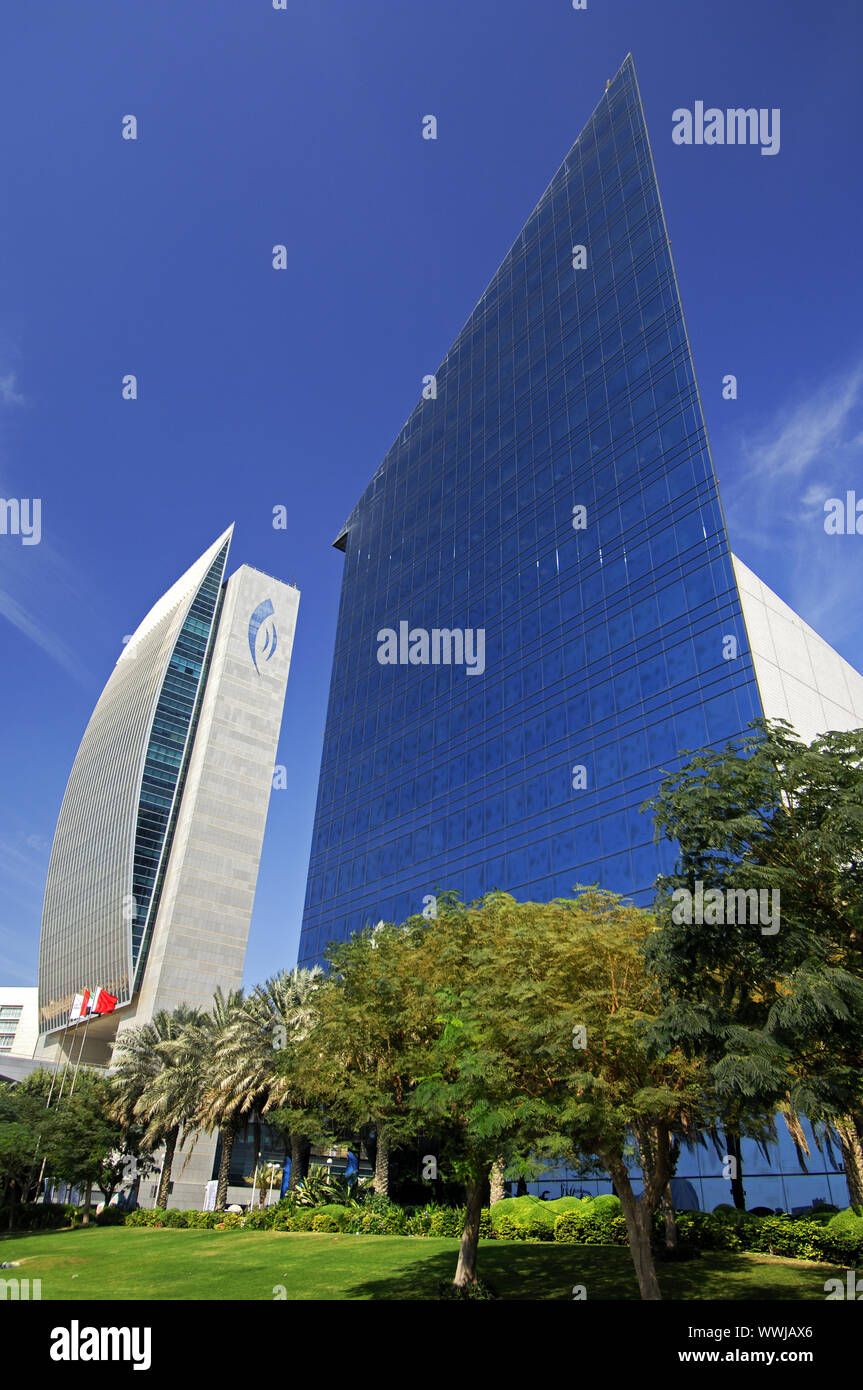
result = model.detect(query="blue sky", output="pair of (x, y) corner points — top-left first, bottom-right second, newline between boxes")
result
(1, 0), (861, 990)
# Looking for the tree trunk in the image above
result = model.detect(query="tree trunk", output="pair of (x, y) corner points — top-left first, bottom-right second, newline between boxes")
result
(490, 1158), (506, 1206)
(373, 1126), (390, 1197)
(81, 1180), (93, 1226)
(215, 1119), (238, 1211)
(661, 1182), (679, 1252)
(157, 1127), (179, 1210)
(288, 1134), (309, 1190)
(454, 1172), (485, 1286)
(662, 1137), (680, 1251)
(836, 1117), (863, 1209)
(726, 1129), (746, 1210)
(604, 1150), (663, 1301)
(252, 1115), (262, 1207)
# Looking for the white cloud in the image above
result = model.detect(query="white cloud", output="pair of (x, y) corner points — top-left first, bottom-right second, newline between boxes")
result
(719, 361), (863, 662)
(0, 372), (25, 408)
(0, 588), (91, 685)
(741, 364), (863, 481)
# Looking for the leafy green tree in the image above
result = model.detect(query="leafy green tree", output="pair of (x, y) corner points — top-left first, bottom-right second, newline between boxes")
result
(0, 1079), (47, 1226)
(413, 890), (707, 1297)
(38, 1070), (148, 1221)
(294, 923), (438, 1198)
(643, 718), (863, 1205)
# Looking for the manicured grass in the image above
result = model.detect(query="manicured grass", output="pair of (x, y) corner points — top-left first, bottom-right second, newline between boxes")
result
(0, 1227), (846, 1300)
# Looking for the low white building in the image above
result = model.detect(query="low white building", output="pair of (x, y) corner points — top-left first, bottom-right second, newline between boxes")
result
(0, 987), (38, 1059)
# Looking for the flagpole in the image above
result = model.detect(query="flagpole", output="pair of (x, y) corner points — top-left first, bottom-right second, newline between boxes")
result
(25, 1008), (81, 1201)
(45, 1015), (76, 1108)
(68, 1012), (95, 1096)
(54, 1023), (82, 1105)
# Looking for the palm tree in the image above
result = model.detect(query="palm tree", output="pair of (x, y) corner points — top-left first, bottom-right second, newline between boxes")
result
(177, 988), (248, 1211)
(217, 968), (324, 1194)
(111, 1005), (205, 1209)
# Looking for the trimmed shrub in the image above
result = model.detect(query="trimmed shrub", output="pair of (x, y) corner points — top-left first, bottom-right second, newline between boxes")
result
(489, 1195), (556, 1240)
(311, 1204), (355, 1233)
(590, 1194), (622, 1217)
(311, 1211), (341, 1233)
(554, 1209), (628, 1245)
(825, 1207), (863, 1240)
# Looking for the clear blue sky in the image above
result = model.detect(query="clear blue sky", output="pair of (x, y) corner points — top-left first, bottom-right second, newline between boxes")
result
(1, 0), (861, 991)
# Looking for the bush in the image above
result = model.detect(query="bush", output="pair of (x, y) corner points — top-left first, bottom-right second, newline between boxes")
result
(591, 1194), (622, 1217)
(160, 1209), (189, 1228)
(676, 1211), (753, 1252)
(244, 1206), (276, 1230)
(311, 1204), (355, 1233)
(826, 1207), (863, 1239)
(311, 1211), (341, 1233)
(748, 1217), (824, 1262)
(489, 1195), (557, 1240)
(427, 1207), (464, 1239)
(125, 1208), (154, 1227)
(674, 1208), (863, 1265)
(554, 1210), (628, 1245)
(0, 1202), (76, 1231)
(95, 1206), (126, 1226)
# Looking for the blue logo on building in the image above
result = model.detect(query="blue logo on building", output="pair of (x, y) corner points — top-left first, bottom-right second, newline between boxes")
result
(249, 599), (278, 674)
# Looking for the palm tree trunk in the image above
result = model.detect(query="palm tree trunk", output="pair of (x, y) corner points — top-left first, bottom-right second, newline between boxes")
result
(288, 1134), (310, 1190)
(215, 1118), (238, 1211)
(373, 1126), (389, 1197)
(490, 1158), (506, 1205)
(157, 1127), (179, 1210)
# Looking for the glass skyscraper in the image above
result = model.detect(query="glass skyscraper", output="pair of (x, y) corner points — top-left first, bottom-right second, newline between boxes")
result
(298, 53), (863, 971)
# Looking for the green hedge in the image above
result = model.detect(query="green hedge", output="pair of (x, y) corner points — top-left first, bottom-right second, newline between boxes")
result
(100, 1201), (863, 1264)
(490, 1193), (622, 1241)
(555, 1210), (629, 1245)
(0, 1202), (77, 1231)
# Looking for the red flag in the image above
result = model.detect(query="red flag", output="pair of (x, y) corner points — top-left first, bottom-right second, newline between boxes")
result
(92, 988), (118, 1015)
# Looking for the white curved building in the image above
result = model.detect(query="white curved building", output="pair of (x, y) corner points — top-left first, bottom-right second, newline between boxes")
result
(37, 526), (300, 1072)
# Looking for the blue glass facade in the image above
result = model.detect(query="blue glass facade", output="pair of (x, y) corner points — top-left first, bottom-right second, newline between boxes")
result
(131, 541), (229, 987)
(299, 54), (764, 967)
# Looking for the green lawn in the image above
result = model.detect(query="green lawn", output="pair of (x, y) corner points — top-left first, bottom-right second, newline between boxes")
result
(0, 1227), (846, 1300)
